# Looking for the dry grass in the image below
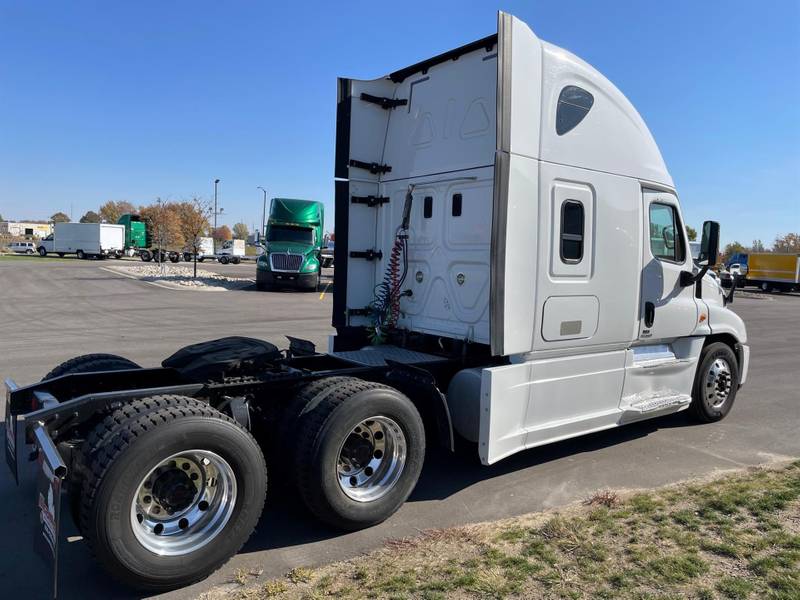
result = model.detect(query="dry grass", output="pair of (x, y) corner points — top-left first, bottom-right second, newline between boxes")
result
(204, 461), (800, 600)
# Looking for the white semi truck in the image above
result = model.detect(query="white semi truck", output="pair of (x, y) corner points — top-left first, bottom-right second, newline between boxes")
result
(4, 13), (748, 595)
(37, 222), (126, 259)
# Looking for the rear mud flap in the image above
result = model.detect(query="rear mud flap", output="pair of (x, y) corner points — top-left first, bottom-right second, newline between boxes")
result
(4, 377), (21, 484)
(32, 424), (67, 600)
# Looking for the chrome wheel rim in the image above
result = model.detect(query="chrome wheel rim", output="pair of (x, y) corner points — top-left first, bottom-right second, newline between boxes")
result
(130, 450), (237, 556)
(336, 416), (407, 502)
(705, 358), (732, 409)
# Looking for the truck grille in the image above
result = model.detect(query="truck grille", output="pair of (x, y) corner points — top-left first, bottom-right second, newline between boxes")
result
(270, 253), (303, 272)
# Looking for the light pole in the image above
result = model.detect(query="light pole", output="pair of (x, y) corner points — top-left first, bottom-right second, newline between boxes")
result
(213, 178), (220, 252)
(257, 186), (267, 242)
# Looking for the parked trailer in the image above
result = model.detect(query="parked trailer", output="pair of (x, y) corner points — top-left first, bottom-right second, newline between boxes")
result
(37, 223), (126, 259)
(4, 13), (749, 595)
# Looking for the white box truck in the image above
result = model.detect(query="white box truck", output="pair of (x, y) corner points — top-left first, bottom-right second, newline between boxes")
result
(216, 238), (245, 264)
(37, 222), (126, 259)
(4, 13), (749, 594)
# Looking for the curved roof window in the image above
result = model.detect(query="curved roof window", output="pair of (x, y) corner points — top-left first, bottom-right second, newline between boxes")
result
(556, 86), (594, 135)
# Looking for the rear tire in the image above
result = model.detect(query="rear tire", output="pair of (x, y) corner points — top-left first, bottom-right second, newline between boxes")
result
(293, 377), (425, 530)
(76, 250), (85, 260)
(41, 354), (142, 526)
(58, 252), (65, 257)
(231, 256), (241, 265)
(42, 353), (140, 381)
(79, 397), (267, 591)
(688, 342), (739, 423)
(169, 252), (180, 263)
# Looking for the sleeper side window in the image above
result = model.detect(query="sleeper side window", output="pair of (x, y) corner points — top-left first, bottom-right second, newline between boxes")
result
(556, 86), (594, 135)
(649, 203), (686, 263)
(560, 200), (584, 263)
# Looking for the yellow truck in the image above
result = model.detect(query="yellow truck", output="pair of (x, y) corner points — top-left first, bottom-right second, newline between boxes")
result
(733, 253), (800, 293)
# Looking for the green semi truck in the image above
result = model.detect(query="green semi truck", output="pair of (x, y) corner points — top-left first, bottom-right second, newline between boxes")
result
(256, 198), (324, 291)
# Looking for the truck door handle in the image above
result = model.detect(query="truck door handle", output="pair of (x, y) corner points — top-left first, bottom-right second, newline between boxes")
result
(644, 302), (655, 328)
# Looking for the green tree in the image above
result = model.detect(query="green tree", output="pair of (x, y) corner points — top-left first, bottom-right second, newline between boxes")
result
(80, 210), (101, 223)
(686, 226), (697, 242)
(51, 212), (70, 223)
(0, 213), (4, 222)
(232, 222), (249, 240)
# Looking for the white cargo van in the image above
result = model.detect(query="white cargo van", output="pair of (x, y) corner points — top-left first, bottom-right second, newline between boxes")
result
(38, 222), (126, 259)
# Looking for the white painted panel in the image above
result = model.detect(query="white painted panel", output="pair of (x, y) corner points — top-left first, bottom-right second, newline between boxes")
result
(620, 337), (703, 412)
(344, 179), (379, 327)
(541, 295), (599, 341)
(534, 163), (642, 350)
(379, 167), (493, 343)
(538, 42), (672, 187)
(479, 362), (532, 464)
(383, 47), (497, 181)
(479, 349), (626, 464)
(347, 78), (398, 183)
(507, 15), (542, 159)
(496, 153), (539, 354)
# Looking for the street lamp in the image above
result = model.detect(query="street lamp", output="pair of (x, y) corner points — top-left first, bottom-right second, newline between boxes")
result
(257, 186), (267, 242)
(213, 178), (222, 252)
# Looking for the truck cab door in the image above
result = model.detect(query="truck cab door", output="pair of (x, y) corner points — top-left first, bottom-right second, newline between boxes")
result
(639, 190), (698, 341)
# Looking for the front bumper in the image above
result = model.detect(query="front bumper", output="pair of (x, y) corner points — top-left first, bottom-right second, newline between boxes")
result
(257, 269), (317, 289)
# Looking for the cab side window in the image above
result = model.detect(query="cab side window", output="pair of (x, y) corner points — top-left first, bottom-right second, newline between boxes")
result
(649, 203), (685, 262)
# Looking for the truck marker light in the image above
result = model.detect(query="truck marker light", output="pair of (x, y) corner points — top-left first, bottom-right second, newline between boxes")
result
(699, 314), (707, 323)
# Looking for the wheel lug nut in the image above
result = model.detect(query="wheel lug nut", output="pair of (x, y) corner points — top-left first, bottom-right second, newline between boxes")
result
(198, 501), (209, 511)
(154, 523), (164, 535)
(374, 450), (383, 459)
(182, 463), (190, 471)
(143, 495), (151, 504)
(349, 476), (357, 486)
(190, 473), (199, 481)
(364, 467), (374, 476)
(179, 518), (189, 529)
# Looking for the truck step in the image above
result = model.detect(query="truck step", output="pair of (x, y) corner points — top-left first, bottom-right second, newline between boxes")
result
(623, 391), (691, 415)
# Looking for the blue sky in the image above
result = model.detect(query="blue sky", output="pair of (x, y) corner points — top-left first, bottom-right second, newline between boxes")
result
(1, 0), (798, 245)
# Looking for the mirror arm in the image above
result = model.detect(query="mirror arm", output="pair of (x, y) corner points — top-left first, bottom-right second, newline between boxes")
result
(680, 264), (710, 287)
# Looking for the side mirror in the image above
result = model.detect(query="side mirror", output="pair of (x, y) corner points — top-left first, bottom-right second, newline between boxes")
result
(697, 221), (719, 267)
(662, 225), (675, 250)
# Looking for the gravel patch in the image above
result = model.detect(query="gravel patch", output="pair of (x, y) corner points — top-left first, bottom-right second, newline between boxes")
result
(107, 264), (254, 291)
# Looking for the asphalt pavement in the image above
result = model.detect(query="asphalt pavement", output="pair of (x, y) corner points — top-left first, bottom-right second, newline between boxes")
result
(0, 257), (797, 599)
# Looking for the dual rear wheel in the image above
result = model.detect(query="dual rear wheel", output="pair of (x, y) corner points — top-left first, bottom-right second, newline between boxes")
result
(47, 352), (423, 591)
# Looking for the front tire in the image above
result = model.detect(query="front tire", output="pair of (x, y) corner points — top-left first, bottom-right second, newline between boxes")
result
(38, 247), (47, 257)
(293, 377), (425, 530)
(218, 255), (229, 265)
(79, 397), (267, 591)
(688, 342), (739, 423)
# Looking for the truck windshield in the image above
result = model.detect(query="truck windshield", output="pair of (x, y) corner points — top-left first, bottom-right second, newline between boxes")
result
(267, 225), (314, 244)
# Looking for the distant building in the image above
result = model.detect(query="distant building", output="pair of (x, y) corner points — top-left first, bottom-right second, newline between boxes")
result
(0, 221), (53, 238)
